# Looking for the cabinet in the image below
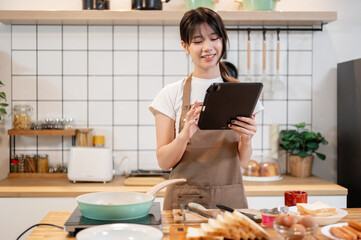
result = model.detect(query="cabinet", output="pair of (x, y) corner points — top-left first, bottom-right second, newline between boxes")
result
(8, 129), (77, 176)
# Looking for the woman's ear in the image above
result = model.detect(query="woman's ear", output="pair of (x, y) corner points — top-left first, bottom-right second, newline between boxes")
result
(181, 41), (189, 54)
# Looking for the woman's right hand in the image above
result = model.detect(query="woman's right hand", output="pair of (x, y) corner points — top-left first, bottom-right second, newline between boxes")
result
(180, 103), (202, 141)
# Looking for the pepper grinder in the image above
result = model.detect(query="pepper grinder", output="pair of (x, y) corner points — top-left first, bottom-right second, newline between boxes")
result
(96, 0), (110, 10)
(83, 0), (95, 9)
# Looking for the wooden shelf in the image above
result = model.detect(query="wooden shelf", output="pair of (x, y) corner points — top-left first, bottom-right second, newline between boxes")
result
(8, 129), (76, 136)
(7, 173), (67, 178)
(0, 10), (337, 26)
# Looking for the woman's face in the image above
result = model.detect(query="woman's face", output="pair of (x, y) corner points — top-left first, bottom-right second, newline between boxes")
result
(182, 23), (223, 77)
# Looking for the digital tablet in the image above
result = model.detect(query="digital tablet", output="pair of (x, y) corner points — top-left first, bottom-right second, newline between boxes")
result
(198, 82), (263, 130)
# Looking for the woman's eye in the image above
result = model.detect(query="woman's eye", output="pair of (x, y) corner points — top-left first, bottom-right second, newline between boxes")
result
(193, 41), (202, 44)
(211, 37), (220, 41)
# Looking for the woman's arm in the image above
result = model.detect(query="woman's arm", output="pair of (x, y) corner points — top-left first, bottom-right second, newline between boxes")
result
(154, 105), (201, 170)
(228, 116), (257, 167)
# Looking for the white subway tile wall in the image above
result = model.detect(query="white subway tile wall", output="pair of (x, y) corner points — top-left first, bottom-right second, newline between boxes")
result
(10, 25), (313, 172)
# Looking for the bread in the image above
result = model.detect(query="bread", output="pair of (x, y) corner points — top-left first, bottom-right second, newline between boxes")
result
(349, 220), (361, 232)
(259, 162), (279, 177)
(243, 160), (260, 176)
(186, 227), (224, 240)
(186, 210), (269, 240)
(296, 201), (337, 217)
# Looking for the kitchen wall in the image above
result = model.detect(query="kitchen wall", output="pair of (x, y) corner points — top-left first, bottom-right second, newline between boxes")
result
(0, 0), (361, 182)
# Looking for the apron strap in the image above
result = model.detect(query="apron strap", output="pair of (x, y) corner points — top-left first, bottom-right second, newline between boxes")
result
(178, 74), (193, 133)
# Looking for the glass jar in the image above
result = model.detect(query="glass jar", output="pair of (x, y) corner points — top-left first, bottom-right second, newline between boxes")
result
(31, 120), (44, 130)
(13, 105), (32, 130)
(26, 154), (37, 173)
(10, 159), (19, 173)
(44, 118), (55, 129)
(93, 135), (105, 147)
(54, 118), (64, 129)
(37, 154), (49, 173)
(17, 154), (26, 173)
(63, 118), (75, 129)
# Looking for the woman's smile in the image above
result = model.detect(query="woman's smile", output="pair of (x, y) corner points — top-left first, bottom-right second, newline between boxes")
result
(201, 53), (216, 61)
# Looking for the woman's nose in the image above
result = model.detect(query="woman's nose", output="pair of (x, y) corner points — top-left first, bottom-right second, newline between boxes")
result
(202, 40), (212, 51)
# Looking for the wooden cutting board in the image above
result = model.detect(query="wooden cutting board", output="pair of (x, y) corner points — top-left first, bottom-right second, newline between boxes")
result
(170, 225), (198, 240)
(123, 177), (165, 186)
(172, 209), (209, 223)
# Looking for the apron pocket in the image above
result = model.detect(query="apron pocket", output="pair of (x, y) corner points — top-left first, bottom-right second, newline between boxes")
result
(172, 184), (210, 209)
(210, 183), (248, 209)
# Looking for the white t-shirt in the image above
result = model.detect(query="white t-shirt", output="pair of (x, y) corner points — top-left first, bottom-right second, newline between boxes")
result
(149, 76), (264, 135)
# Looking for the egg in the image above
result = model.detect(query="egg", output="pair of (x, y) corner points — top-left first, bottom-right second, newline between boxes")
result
(299, 215), (317, 228)
(274, 213), (287, 225)
(288, 214), (300, 225)
(280, 214), (294, 227)
(288, 223), (306, 240)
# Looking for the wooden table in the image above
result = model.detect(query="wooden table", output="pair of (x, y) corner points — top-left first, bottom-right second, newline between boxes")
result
(27, 209), (361, 240)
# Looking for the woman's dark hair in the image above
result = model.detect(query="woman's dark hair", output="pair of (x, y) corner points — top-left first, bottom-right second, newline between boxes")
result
(180, 7), (238, 83)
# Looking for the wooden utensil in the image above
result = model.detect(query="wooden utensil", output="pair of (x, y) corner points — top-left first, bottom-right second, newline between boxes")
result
(272, 30), (284, 92)
(245, 30), (252, 82)
(261, 31), (272, 94)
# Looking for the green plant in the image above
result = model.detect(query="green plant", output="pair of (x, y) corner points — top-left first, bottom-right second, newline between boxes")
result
(0, 81), (8, 121)
(279, 122), (328, 160)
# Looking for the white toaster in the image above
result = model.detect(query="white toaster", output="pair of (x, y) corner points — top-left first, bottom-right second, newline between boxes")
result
(67, 147), (114, 183)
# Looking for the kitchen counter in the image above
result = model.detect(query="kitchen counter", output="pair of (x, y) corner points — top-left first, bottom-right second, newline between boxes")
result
(0, 175), (347, 198)
(26, 208), (361, 239)
(0, 175), (347, 239)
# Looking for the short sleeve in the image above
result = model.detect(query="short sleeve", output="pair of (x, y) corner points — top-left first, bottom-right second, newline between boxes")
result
(149, 85), (177, 121)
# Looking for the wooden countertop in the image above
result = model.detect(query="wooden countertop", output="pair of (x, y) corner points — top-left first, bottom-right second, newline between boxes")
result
(0, 175), (347, 197)
(26, 209), (361, 240)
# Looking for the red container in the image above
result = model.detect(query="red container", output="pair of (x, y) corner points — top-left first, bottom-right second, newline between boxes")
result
(284, 190), (307, 207)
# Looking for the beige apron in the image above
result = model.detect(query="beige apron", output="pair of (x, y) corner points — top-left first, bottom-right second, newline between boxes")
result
(163, 74), (248, 210)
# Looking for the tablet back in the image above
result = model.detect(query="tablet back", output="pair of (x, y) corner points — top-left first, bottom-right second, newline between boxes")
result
(198, 82), (263, 130)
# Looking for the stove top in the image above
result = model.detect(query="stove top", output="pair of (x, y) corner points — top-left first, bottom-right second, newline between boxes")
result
(64, 202), (161, 235)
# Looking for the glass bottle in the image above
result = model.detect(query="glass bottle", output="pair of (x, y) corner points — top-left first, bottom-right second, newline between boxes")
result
(37, 154), (49, 173)
(10, 159), (19, 173)
(17, 154), (26, 173)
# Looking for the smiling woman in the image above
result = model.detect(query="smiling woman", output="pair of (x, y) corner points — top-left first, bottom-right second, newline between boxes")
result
(149, 7), (264, 211)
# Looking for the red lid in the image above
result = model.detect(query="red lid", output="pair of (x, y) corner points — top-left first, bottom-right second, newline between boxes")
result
(11, 159), (19, 164)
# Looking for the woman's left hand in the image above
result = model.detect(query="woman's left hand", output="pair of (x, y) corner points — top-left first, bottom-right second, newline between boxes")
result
(228, 115), (257, 143)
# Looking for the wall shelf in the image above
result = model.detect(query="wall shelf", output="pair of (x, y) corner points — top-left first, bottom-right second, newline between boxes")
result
(8, 129), (76, 136)
(0, 10), (337, 26)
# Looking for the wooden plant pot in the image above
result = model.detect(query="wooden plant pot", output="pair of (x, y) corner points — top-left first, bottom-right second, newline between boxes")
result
(289, 155), (314, 177)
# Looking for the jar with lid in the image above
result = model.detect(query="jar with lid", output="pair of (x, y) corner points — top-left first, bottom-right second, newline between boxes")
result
(37, 154), (49, 173)
(26, 154), (37, 173)
(31, 120), (44, 130)
(63, 118), (75, 129)
(10, 159), (19, 173)
(17, 154), (26, 173)
(43, 118), (55, 129)
(13, 105), (32, 130)
(54, 118), (64, 129)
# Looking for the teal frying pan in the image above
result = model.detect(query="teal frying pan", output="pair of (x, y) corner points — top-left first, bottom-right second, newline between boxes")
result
(76, 178), (186, 220)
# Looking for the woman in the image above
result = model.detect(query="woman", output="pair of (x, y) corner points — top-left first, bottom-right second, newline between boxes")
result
(149, 7), (263, 210)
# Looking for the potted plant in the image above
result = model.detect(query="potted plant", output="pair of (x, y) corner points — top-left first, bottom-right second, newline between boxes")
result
(279, 122), (328, 177)
(0, 81), (8, 121)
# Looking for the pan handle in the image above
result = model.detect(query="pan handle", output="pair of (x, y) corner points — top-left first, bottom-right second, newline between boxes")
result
(146, 178), (186, 197)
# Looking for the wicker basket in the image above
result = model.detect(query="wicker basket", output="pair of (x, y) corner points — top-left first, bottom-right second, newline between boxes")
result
(289, 155), (314, 177)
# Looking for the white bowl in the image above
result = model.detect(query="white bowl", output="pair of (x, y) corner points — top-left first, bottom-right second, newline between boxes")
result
(288, 206), (348, 226)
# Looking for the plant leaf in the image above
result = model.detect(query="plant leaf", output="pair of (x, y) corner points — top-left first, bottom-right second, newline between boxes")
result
(0, 108), (7, 114)
(316, 152), (326, 160)
(306, 142), (319, 150)
(299, 151), (309, 158)
(0, 92), (6, 100)
(322, 139), (328, 145)
(0, 81), (4, 86)
(305, 132), (315, 140)
(0, 103), (8, 107)
(294, 122), (306, 129)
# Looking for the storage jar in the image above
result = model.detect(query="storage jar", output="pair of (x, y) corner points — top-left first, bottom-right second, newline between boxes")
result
(10, 159), (19, 173)
(17, 154), (26, 173)
(26, 154), (37, 173)
(13, 105), (32, 130)
(37, 154), (49, 173)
